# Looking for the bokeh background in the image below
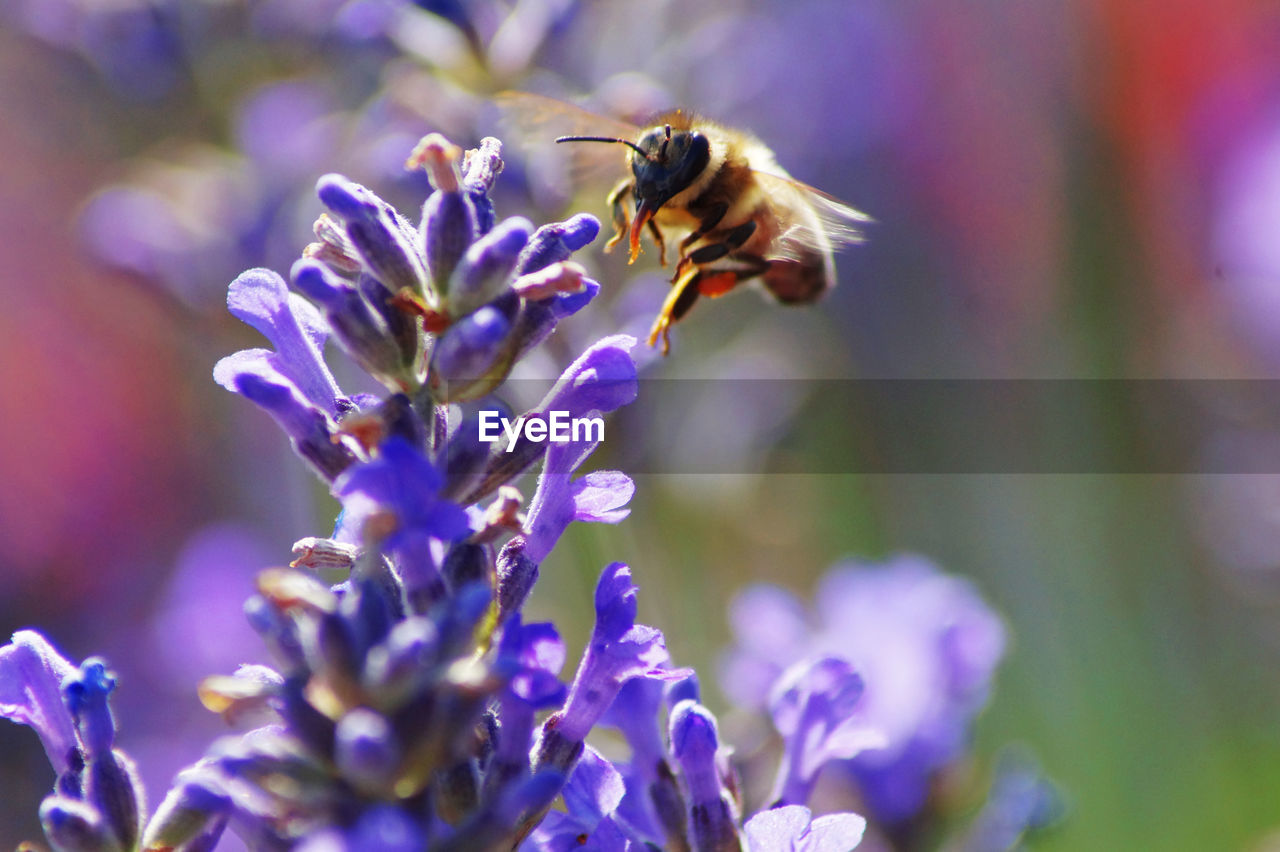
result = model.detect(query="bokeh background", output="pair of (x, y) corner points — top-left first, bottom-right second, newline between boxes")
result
(4, 0), (1280, 847)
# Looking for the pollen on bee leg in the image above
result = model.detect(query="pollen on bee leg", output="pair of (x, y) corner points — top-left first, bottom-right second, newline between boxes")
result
(646, 315), (671, 355)
(647, 265), (699, 354)
(697, 271), (738, 297)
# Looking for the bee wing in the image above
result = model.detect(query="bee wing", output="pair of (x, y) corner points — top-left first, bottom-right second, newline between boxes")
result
(494, 91), (642, 187)
(752, 170), (872, 261)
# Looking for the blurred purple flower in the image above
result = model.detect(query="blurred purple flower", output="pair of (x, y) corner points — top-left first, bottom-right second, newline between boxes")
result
(722, 555), (1006, 825)
(78, 79), (432, 309)
(767, 657), (886, 809)
(4, 0), (185, 99)
(955, 749), (1063, 852)
(1212, 110), (1280, 370)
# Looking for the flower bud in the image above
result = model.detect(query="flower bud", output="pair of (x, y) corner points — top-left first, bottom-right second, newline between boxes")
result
(428, 299), (520, 403)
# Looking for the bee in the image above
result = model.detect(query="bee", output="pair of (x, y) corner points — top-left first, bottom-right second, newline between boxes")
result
(497, 93), (870, 353)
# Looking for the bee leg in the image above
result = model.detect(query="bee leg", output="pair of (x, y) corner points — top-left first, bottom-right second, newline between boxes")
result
(647, 263), (702, 354)
(604, 180), (632, 253)
(682, 219), (757, 266)
(687, 252), (771, 300)
(680, 202), (729, 252)
(649, 223), (763, 353)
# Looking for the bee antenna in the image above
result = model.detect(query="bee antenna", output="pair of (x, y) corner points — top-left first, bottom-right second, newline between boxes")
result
(556, 135), (654, 161)
(658, 124), (672, 161)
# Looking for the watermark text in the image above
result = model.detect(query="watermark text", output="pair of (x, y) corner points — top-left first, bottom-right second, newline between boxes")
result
(478, 410), (604, 452)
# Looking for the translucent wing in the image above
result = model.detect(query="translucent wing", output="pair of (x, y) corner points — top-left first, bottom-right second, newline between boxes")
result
(753, 171), (872, 261)
(494, 91), (643, 187)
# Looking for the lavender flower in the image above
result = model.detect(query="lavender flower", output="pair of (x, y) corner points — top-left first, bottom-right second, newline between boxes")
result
(521, 746), (631, 850)
(766, 657), (887, 809)
(0, 631), (79, 777)
(189, 135), (656, 847)
(0, 634), (147, 852)
(7, 125), (1032, 852)
(742, 805), (868, 852)
(722, 555), (1007, 830)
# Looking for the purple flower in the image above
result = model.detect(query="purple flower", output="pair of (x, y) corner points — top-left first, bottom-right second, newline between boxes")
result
(525, 439), (634, 563)
(318, 173), (433, 298)
(0, 631), (79, 775)
(766, 657), (886, 808)
(332, 436), (473, 608)
(669, 699), (741, 852)
(596, 678), (684, 846)
(519, 564), (689, 840)
(447, 216), (534, 315)
(491, 420), (634, 624)
(721, 555), (1006, 825)
(534, 333), (639, 422)
(292, 258), (416, 388)
(64, 659), (117, 760)
(333, 436), (473, 548)
(460, 332), (638, 528)
(214, 267), (344, 418)
(1, 634), (152, 851)
(521, 746), (632, 851)
(742, 805), (867, 852)
(549, 563), (690, 748)
(487, 616), (567, 797)
(954, 749), (1062, 851)
(430, 298), (521, 391)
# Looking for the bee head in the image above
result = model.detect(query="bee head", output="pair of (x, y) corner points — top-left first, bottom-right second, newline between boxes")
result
(556, 124), (711, 262)
(629, 124), (711, 211)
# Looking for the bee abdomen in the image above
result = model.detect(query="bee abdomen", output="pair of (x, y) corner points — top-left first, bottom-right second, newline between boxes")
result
(761, 256), (830, 304)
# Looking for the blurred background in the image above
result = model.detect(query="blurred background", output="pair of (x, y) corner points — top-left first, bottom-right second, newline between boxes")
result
(4, 0), (1280, 847)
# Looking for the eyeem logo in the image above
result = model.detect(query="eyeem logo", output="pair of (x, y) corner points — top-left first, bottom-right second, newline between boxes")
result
(478, 411), (604, 452)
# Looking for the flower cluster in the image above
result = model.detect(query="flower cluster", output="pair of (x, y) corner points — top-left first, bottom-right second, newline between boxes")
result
(2, 134), (1045, 852)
